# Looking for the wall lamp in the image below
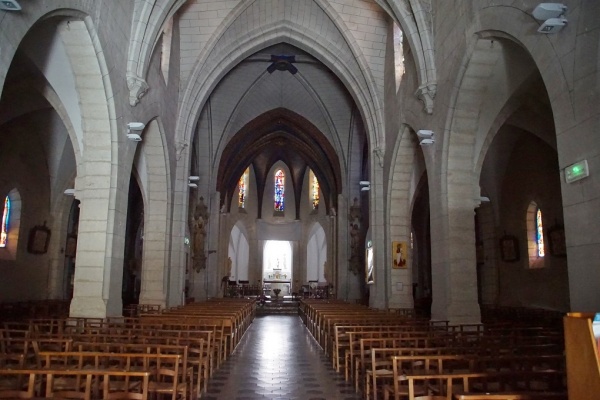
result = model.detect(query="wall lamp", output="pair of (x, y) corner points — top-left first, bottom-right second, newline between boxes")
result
(64, 189), (75, 196)
(127, 122), (145, 142)
(533, 3), (567, 33)
(417, 130), (435, 146)
(188, 175), (199, 188)
(360, 180), (370, 191)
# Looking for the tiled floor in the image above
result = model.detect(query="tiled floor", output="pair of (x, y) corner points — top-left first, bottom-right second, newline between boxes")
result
(203, 315), (362, 400)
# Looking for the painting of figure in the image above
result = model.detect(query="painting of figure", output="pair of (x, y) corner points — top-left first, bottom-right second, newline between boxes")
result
(392, 241), (407, 269)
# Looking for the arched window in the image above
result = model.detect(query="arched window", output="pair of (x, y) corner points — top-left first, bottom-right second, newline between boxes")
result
(160, 17), (173, 84)
(0, 188), (21, 260)
(0, 196), (10, 247)
(536, 208), (545, 257)
(238, 168), (248, 208)
(274, 169), (285, 212)
(393, 22), (405, 90)
(310, 170), (319, 210)
(526, 201), (545, 268)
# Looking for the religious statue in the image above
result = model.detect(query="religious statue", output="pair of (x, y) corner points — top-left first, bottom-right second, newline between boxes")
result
(191, 197), (209, 271)
(226, 256), (232, 278)
(350, 223), (360, 253)
(192, 215), (206, 271)
(348, 197), (362, 275)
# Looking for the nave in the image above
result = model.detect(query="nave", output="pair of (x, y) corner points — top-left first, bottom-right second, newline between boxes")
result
(204, 315), (361, 400)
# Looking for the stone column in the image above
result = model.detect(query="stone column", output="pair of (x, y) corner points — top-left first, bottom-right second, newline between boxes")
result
(69, 173), (126, 318)
(369, 160), (387, 309)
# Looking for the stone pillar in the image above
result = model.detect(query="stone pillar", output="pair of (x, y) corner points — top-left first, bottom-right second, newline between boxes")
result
(69, 173), (125, 318)
(329, 207), (337, 298)
(430, 192), (481, 324)
(369, 160), (387, 309)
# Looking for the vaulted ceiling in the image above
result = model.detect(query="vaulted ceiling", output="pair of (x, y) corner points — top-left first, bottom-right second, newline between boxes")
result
(208, 43), (365, 216)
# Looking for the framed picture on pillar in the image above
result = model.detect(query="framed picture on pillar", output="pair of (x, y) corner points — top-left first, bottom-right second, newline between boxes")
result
(27, 223), (51, 255)
(392, 241), (407, 269)
(548, 225), (566, 257)
(64, 234), (77, 258)
(365, 240), (374, 284)
(499, 234), (519, 262)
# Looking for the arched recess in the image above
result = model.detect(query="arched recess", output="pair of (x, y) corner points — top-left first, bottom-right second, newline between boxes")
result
(217, 109), (342, 217)
(0, 11), (118, 317)
(134, 119), (171, 308)
(126, 0), (185, 105)
(32, 14), (119, 318)
(306, 222), (327, 283)
(228, 222), (250, 282)
(373, 0), (437, 113)
(440, 4), (574, 322)
(123, 173), (144, 308)
(410, 173), (431, 317)
(440, 37), (520, 324)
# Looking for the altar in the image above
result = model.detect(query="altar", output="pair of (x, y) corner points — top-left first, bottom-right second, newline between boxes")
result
(263, 279), (291, 296)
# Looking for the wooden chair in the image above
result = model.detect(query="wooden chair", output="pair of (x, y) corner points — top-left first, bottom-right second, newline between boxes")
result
(456, 396), (525, 400)
(45, 370), (93, 399)
(102, 370), (151, 400)
(0, 369), (37, 399)
(148, 354), (186, 400)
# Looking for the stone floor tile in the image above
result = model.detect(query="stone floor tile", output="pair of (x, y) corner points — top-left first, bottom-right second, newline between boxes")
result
(203, 315), (363, 400)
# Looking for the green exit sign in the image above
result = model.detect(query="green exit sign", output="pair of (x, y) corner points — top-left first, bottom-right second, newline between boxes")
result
(565, 160), (589, 183)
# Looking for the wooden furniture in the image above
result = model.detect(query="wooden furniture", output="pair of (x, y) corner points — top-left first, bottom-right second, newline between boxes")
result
(563, 312), (600, 399)
(0, 368), (151, 400)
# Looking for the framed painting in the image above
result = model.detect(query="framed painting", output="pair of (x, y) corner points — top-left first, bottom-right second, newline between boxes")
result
(548, 225), (566, 257)
(392, 241), (408, 268)
(27, 223), (51, 254)
(500, 234), (519, 262)
(65, 234), (78, 258)
(366, 241), (374, 284)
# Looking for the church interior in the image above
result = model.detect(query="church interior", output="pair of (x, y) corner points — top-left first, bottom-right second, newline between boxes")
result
(0, 0), (599, 398)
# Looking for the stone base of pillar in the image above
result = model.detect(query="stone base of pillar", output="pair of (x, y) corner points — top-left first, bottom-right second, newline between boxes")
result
(439, 301), (481, 325)
(69, 296), (109, 318)
(139, 291), (167, 310)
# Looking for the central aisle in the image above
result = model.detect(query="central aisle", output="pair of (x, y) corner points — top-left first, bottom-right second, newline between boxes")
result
(204, 315), (362, 400)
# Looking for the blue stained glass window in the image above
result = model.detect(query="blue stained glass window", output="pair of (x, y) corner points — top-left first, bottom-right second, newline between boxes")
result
(536, 208), (545, 257)
(1, 196), (10, 248)
(274, 169), (285, 212)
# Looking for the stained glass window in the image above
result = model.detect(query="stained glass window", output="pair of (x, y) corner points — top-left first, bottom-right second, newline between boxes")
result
(1, 196), (10, 248)
(536, 208), (545, 257)
(274, 169), (285, 212)
(311, 171), (319, 210)
(238, 168), (248, 208)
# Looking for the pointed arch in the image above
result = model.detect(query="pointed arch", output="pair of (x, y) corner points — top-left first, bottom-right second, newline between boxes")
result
(228, 222), (250, 281)
(307, 222), (327, 282)
(135, 119), (172, 308)
(126, 0), (186, 105)
(177, 1), (385, 159)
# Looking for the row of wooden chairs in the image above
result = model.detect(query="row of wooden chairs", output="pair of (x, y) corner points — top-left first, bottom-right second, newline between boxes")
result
(300, 299), (567, 400)
(0, 367), (152, 399)
(1, 298), (257, 399)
